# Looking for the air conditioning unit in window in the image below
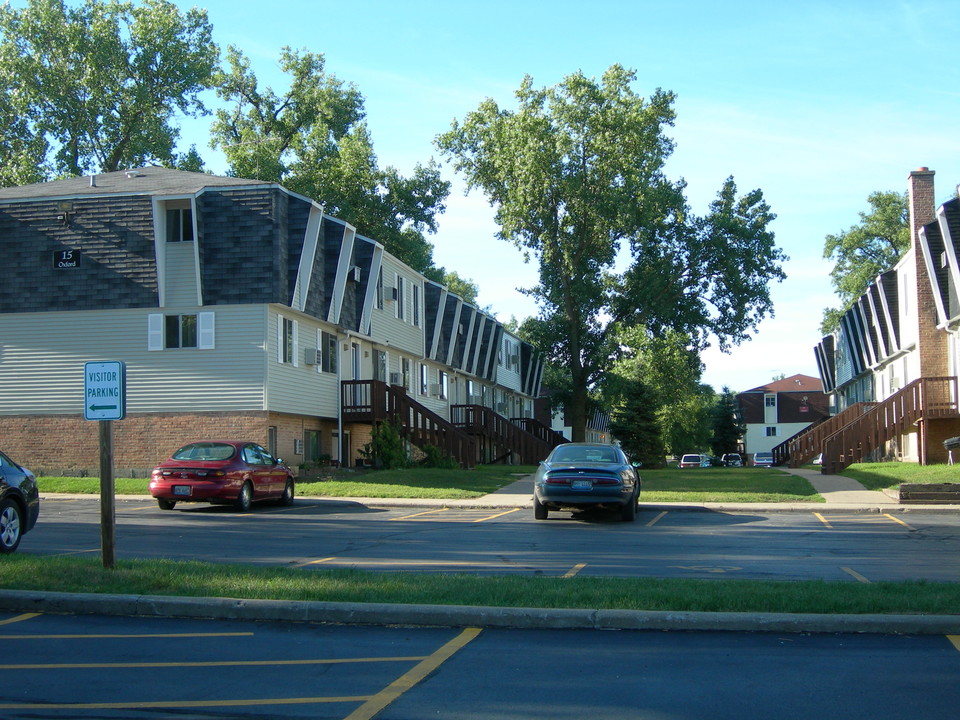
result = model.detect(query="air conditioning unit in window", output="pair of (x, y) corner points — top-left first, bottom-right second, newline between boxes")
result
(509, 354), (519, 365)
(386, 287), (398, 302)
(304, 348), (320, 366)
(496, 402), (508, 413)
(351, 265), (362, 282)
(293, 438), (304, 455)
(389, 372), (402, 385)
(428, 383), (441, 397)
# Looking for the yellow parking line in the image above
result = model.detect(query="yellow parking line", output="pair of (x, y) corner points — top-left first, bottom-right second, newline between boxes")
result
(0, 613), (40, 626)
(0, 696), (371, 711)
(0, 655), (428, 670)
(841, 567), (871, 583)
(814, 512), (833, 528)
(646, 511), (667, 527)
(562, 563), (586, 578)
(392, 508), (451, 521)
(300, 557), (337, 566)
(345, 628), (482, 720)
(471, 508), (521, 522)
(0, 632), (253, 640)
(883, 513), (915, 530)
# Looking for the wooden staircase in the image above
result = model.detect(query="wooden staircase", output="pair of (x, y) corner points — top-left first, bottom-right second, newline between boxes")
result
(773, 401), (878, 467)
(451, 404), (563, 464)
(821, 377), (959, 474)
(341, 380), (476, 467)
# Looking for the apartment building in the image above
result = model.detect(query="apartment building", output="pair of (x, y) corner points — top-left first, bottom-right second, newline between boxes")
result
(0, 167), (553, 474)
(798, 168), (960, 472)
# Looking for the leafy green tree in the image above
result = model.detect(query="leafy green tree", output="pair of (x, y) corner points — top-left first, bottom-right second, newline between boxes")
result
(820, 190), (908, 334)
(710, 387), (744, 457)
(437, 65), (785, 441)
(211, 45), (449, 274)
(0, 0), (218, 178)
(619, 177), (786, 352)
(608, 377), (665, 468)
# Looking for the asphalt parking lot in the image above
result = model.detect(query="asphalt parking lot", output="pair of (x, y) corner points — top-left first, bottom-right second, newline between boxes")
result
(3, 611), (960, 720)
(16, 495), (960, 584)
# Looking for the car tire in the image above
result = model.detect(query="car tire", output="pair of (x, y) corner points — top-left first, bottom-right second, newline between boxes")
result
(157, 499), (177, 511)
(620, 493), (637, 522)
(278, 479), (294, 506)
(0, 498), (23, 553)
(534, 494), (548, 520)
(235, 482), (253, 512)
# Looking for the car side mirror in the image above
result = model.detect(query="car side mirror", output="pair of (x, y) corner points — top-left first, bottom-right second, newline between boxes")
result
(632, 461), (642, 468)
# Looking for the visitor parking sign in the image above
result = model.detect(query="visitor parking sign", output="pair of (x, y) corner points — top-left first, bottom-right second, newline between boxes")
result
(84, 361), (126, 421)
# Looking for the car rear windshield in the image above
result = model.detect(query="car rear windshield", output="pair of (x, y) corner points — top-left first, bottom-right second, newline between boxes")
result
(551, 446), (618, 463)
(172, 443), (236, 461)
(681, 455), (700, 463)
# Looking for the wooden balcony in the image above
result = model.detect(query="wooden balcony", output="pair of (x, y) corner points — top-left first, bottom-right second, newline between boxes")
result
(341, 380), (476, 468)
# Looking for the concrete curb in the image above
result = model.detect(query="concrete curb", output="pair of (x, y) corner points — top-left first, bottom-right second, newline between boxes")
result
(1, 589), (957, 635)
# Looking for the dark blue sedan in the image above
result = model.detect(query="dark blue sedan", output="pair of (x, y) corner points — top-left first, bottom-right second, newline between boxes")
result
(534, 443), (641, 521)
(0, 449), (40, 553)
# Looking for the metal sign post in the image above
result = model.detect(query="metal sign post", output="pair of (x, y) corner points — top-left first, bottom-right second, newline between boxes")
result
(84, 361), (126, 569)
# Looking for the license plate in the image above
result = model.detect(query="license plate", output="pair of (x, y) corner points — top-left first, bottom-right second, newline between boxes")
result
(173, 485), (192, 496)
(571, 480), (592, 490)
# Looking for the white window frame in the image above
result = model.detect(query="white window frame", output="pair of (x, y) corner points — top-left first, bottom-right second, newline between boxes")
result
(148, 312), (214, 350)
(278, 315), (299, 366)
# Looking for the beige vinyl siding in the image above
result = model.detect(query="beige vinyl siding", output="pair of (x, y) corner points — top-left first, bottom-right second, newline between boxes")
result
(0, 306), (267, 414)
(163, 241), (199, 306)
(370, 258), (424, 356)
(266, 307), (340, 417)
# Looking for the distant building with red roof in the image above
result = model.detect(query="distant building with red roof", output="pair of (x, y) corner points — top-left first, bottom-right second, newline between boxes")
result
(736, 374), (829, 459)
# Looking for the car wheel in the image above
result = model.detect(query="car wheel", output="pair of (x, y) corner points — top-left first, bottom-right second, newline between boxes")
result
(157, 499), (177, 511)
(235, 482), (253, 512)
(534, 494), (548, 520)
(0, 498), (23, 553)
(620, 493), (637, 522)
(278, 479), (294, 506)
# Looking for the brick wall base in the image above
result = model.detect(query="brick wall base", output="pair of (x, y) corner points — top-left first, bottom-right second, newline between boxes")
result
(920, 418), (960, 465)
(0, 412), (344, 477)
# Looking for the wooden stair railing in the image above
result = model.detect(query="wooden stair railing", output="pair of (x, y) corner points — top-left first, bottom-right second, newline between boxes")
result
(510, 417), (569, 450)
(341, 380), (476, 468)
(772, 402), (878, 467)
(452, 404), (554, 464)
(822, 377), (959, 474)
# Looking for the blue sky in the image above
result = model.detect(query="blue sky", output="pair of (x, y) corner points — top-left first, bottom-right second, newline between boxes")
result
(169, 0), (960, 391)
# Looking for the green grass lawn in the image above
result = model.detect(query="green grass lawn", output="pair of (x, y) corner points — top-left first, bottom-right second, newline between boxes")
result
(839, 462), (960, 491)
(638, 467), (822, 503)
(40, 461), (958, 502)
(37, 465), (537, 500)
(2, 555), (958, 615)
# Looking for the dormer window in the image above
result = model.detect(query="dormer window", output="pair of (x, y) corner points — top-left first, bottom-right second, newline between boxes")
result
(165, 203), (194, 242)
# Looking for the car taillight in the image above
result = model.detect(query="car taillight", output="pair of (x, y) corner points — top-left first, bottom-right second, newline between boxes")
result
(544, 475), (570, 485)
(593, 478), (619, 485)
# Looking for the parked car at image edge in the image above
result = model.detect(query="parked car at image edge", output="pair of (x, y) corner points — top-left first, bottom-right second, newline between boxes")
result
(678, 453), (703, 468)
(534, 443), (641, 521)
(150, 441), (296, 512)
(752, 452), (775, 467)
(0, 449), (40, 553)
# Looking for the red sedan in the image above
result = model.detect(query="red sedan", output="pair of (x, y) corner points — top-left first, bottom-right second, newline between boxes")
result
(150, 441), (295, 512)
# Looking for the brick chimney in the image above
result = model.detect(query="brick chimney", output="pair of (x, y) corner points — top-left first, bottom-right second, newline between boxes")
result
(908, 167), (947, 378)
